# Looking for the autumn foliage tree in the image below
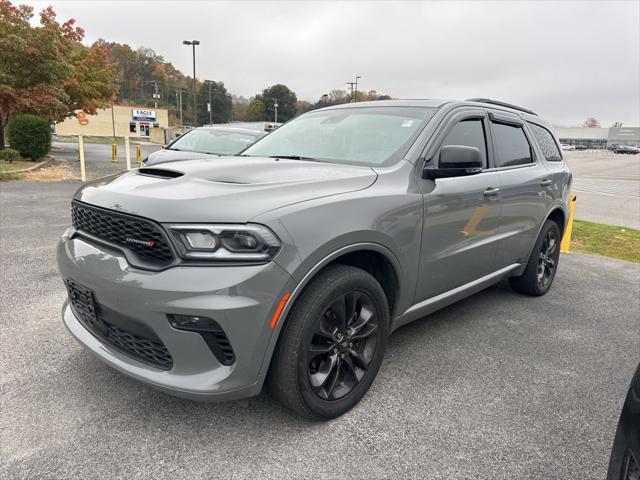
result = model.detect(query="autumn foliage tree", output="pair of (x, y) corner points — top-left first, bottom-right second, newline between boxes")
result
(0, 1), (115, 148)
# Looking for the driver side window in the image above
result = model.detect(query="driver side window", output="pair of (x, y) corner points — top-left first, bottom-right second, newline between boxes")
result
(441, 119), (488, 168)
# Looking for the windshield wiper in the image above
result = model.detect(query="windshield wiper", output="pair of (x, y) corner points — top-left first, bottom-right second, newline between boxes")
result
(268, 155), (324, 162)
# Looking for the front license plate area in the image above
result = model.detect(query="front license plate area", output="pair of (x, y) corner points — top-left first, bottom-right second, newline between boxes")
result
(65, 279), (108, 337)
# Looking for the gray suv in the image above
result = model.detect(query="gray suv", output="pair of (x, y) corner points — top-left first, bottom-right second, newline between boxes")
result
(58, 99), (572, 419)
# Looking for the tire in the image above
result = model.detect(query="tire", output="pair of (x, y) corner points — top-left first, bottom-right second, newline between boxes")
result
(509, 219), (561, 296)
(268, 264), (390, 420)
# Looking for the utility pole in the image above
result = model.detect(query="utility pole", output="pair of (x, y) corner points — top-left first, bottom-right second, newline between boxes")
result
(146, 80), (161, 108)
(176, 89), (186, 126)
(274, 101), (279, 124)
(182, 40), (200, 126)
(354, 76), (361, 102)
(205, 80), (214, 125)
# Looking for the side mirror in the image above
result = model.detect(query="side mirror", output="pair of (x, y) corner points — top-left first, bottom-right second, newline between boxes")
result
(422, 145), (483, 180)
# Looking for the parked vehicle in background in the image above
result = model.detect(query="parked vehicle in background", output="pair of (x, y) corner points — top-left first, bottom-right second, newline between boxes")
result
(142, 126), (266, 166)
(561, 144), (575, 151)
(606, 364), (640, 480)
(574, 144), (589, 151)
(614, 145), (640, 155)
(58, 98), (572, 419)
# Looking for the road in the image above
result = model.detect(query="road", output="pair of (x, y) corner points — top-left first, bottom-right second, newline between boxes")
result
(564, 151), (640, 228)
(1, 181), (639, 479)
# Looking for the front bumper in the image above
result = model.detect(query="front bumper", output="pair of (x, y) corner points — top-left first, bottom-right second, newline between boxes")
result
(57, 231), (295, 401)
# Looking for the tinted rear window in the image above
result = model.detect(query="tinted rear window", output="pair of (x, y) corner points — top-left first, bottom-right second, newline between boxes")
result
(492, 123), (533, 168)
(528, 123), (562, 162)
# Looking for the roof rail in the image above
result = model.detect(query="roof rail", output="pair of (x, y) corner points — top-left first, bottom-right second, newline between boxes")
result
(465, 98), (538, 116)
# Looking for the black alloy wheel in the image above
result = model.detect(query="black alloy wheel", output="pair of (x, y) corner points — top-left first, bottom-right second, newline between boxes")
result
(536, 229), (558, 289)
(307, 291), (380, 400)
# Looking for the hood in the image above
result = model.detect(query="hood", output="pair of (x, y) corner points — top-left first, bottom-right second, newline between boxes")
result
(145, 148), (219, 166)
(74, 156), (378, 223)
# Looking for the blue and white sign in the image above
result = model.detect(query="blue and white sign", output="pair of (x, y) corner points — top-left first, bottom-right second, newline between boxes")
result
(132, 109), (156, 121)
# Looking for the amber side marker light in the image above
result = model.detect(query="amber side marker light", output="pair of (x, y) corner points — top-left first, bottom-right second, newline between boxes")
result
(269, 293), (291, 330)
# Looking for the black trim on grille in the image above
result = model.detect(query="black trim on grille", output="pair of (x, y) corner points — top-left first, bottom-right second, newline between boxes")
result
(66, 279), (173, 370)
(200, 327), (236, 366)
(71, 201), (175, 270)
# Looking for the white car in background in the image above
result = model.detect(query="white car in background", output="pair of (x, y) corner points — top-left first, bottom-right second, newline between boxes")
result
(142, 126), (266, 167)
(560, 144), (575, 151)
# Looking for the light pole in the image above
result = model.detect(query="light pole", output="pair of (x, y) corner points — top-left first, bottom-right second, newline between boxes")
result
(346, 82), (356, 102)
(205, 80), (214, 125)
(354, 76), (361, 102)
(274, 101), (279, 124)
(182, 40), (200, 125)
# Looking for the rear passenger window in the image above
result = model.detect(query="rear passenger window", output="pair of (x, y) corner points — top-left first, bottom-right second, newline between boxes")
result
(492, 123), (533, 167)
(528, 123), (562, 162)
(441, 119), (487, 168)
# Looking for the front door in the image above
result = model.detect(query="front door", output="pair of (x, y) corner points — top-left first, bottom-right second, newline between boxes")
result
(415, 109), (503, 302)
(140, 123), (150, 137)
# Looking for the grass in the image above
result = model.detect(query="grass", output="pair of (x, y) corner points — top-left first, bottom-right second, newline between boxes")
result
(0, 161), (77, 182)
(569, 220), (640, 263)
(0, 160), (38, 174)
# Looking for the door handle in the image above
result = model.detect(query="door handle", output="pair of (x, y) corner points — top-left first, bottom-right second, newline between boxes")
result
(483, 187), (500, 196)
(540, 179), (552, 187)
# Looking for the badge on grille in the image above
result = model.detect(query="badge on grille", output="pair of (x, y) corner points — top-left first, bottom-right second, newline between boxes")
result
(125, 237), (157, 248)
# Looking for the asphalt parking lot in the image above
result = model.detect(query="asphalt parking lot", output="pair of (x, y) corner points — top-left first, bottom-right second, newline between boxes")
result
(1, 181), (639, 479)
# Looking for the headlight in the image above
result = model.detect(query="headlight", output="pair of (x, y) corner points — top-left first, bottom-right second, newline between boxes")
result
(165, 224), (281, 262)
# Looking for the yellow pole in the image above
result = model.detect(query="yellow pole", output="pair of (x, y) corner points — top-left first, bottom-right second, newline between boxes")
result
(560, 195), (577, 253)
(78, 135), (86, 182)
(111, 143), (117, 163)
(136, 145), (142, 165)
(124, 137), (131, 171)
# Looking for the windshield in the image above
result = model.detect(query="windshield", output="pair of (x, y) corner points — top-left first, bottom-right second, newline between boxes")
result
(242, 106), (436, 166)
(169, 128), (261, 155)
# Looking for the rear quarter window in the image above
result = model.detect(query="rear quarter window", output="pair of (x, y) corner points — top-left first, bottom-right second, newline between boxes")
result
(528, 122), (563, 162)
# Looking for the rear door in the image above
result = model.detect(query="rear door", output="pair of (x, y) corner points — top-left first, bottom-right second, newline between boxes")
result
(415, 108), (503, 302)
(487, 110), (554, 268)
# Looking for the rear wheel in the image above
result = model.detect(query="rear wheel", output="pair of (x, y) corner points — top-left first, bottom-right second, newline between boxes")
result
(268, 264), (389, 420)
(509, 220), (561, 296)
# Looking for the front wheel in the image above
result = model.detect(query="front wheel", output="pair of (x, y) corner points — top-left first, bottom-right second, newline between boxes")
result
(509, 219), (561, 296)
(268, 264), (390, 420)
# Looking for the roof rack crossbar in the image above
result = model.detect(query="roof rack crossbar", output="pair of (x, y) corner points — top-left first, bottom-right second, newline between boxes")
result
(465, 98), (538, 116)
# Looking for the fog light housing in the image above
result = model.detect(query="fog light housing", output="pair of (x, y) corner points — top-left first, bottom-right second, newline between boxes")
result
(168, 314), (219, 332)
(167, 314), (236, 365)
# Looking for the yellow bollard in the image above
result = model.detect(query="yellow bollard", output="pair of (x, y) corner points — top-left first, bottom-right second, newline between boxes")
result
(560, 195), (577, 253)
(135, 145), (142, 165)
(78, 135), (86, 182)
(124, 137), (131, 171)
(111, 143), (118, 163)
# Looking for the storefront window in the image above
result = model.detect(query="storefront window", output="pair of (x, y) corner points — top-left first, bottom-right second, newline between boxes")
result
(129, 122), (137, 133)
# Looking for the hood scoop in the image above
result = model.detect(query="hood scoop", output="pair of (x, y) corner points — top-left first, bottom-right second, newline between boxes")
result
(137, 168), (184, 179)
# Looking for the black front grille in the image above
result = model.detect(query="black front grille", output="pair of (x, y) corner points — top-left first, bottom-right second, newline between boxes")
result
(66, 279), (173, 370)
(71, 201), (174, 267)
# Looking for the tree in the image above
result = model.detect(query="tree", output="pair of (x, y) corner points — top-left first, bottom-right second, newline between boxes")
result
(246, 97), (266, 121)
(0, 1), (115, 148)
(582, 117), (601, 128)
(296, 100), (314, 115)
(196, 80), (232, 124)
(261, 84), (298, 122)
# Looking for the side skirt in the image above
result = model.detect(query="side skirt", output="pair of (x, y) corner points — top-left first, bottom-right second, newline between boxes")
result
(391, 263), (521, 332)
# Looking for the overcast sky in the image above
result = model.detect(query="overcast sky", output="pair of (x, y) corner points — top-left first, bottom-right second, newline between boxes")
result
(25, 0), (640, 126)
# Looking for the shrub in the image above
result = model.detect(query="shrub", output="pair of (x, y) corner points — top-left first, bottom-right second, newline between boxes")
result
(0, 148), (21, 163)
(7, 114), (52, 160)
